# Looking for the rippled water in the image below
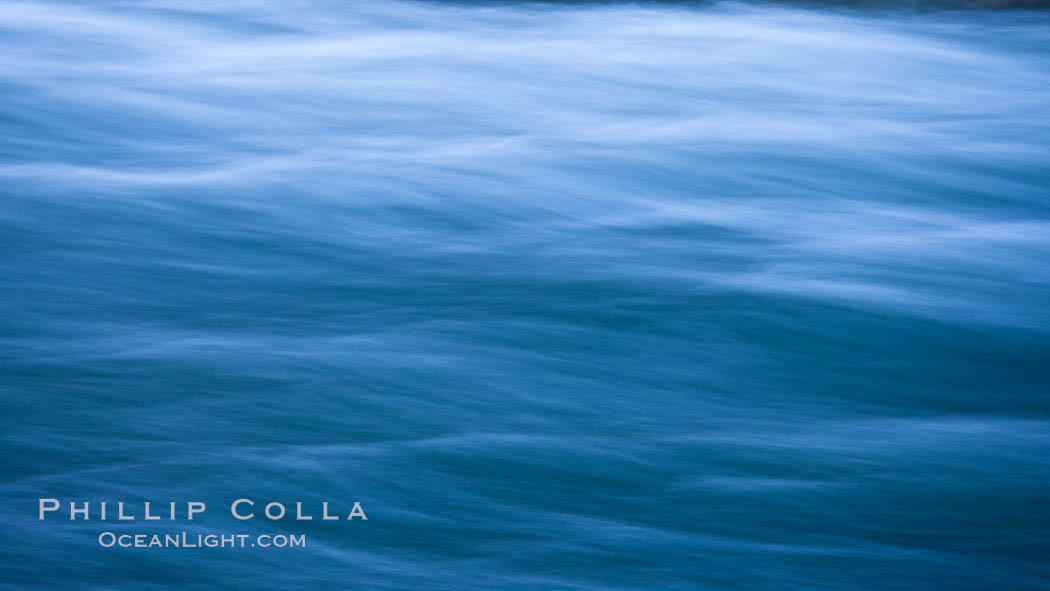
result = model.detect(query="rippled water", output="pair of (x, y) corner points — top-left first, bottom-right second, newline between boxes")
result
(2, 1), (1049, 589)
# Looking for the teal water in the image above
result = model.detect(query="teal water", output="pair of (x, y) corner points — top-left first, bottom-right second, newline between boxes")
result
(1, 1), (1049, 589)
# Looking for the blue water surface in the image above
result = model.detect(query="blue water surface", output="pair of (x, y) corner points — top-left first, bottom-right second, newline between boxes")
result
(1, 1), (1049, 589)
